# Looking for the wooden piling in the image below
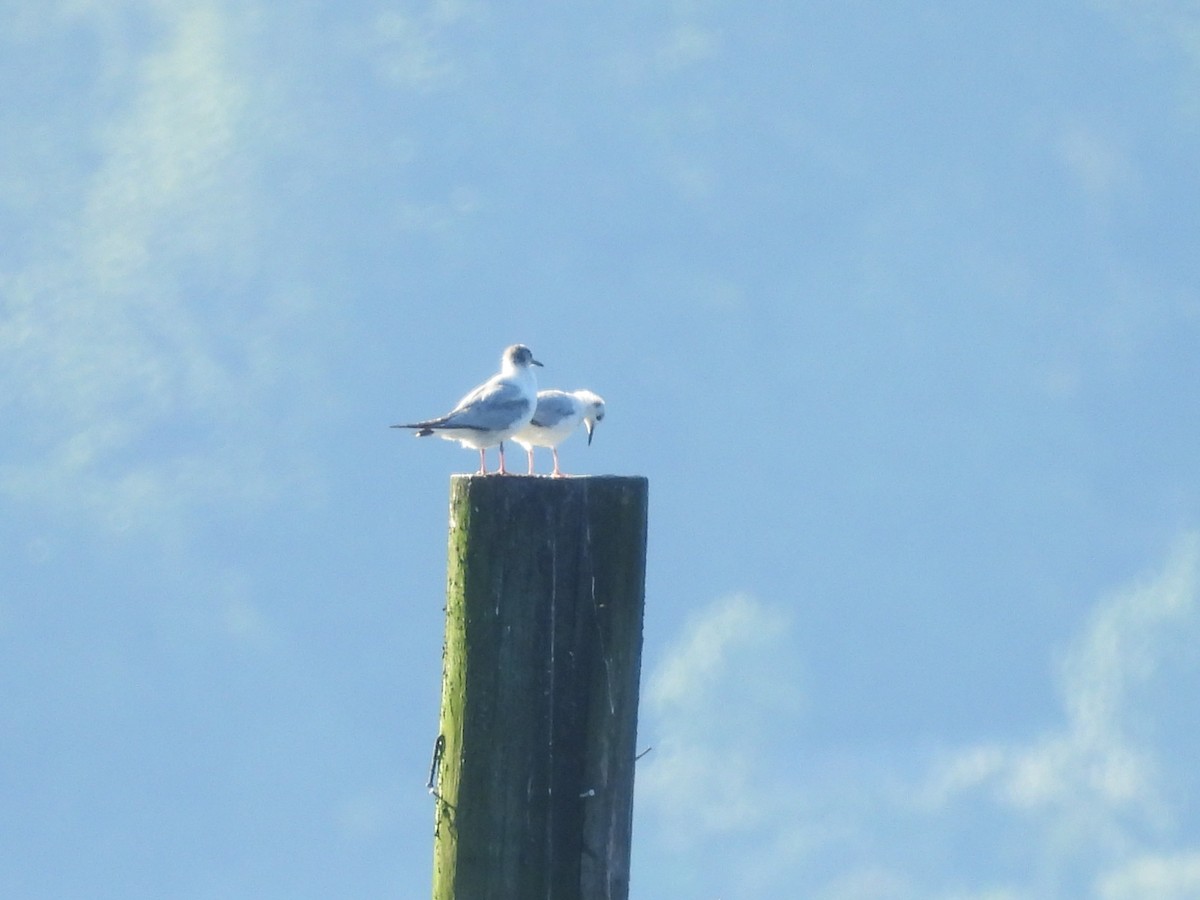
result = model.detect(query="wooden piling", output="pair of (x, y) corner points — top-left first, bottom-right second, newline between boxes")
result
(431, 475), (649, 900)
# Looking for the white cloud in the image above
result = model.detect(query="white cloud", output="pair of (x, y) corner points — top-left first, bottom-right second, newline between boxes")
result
(656, 23), (720, 72)
(810, 867), (918, 900)
(1096, 2), (1200, 66)
(925, 534), (1199, 832)
(907, 533), (1200, 895)
(0, 2), (322, 534)
(1096, 850), (1200, 899)
(365, 1), (481, 92)
(637, 535), (1200, 898)
(222, 597), (275, 647)
(1054, 123), (1136, 204)
(1093, 1), (1200, 127)
(638, 593), (801, 838)
(647, 592), (790, 711)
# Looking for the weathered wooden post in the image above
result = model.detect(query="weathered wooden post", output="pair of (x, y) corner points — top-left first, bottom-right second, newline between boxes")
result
(430, 474), (649, 900)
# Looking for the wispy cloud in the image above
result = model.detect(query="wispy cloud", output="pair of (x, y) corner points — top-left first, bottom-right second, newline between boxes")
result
(1053, 123), (1136, 207)
(914, 534), (1200, 893)
(638, 593), (801, 839)
(923, 534), (1199, 824)
(364, 0), (481, 92)
(1095, 1), (1200, 73)
(0, 2), (321, 535)
(1096, 850), (1200, 898)
(655, 23), (720, 73)
(637, 534), (1200, 898)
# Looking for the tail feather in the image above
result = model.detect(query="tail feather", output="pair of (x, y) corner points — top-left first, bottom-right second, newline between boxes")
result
(391, 423), (437, 437)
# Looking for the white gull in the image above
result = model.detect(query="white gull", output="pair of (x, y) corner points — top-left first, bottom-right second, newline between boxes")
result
(392, 344), (543, 475)
(511, 389), (606, 477)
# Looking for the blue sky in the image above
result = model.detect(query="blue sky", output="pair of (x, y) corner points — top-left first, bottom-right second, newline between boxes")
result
(3, 1), (1199, 897)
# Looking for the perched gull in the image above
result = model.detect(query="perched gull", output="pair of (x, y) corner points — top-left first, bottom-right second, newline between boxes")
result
(512, 389), (606, 477)
(392, 344), (543, 475)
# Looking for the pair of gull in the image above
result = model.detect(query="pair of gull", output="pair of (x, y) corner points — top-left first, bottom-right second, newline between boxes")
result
(392, 344), (605, 476)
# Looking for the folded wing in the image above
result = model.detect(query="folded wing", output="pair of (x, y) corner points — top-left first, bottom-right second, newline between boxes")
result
(430, 376), (532, 431)
(529, 391), (578, 429)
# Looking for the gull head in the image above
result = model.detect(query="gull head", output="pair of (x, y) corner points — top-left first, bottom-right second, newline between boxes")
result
(502, 344), (543, 373)
(575, 389), (606, 445)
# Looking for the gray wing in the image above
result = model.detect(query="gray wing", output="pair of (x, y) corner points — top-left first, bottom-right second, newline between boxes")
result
(529, 390), (577, 428)
(435, 376), (532, 430)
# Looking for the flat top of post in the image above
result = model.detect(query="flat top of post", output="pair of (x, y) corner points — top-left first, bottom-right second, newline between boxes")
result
(449, 473), (648, 507)
(450, 474), (647, 485)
